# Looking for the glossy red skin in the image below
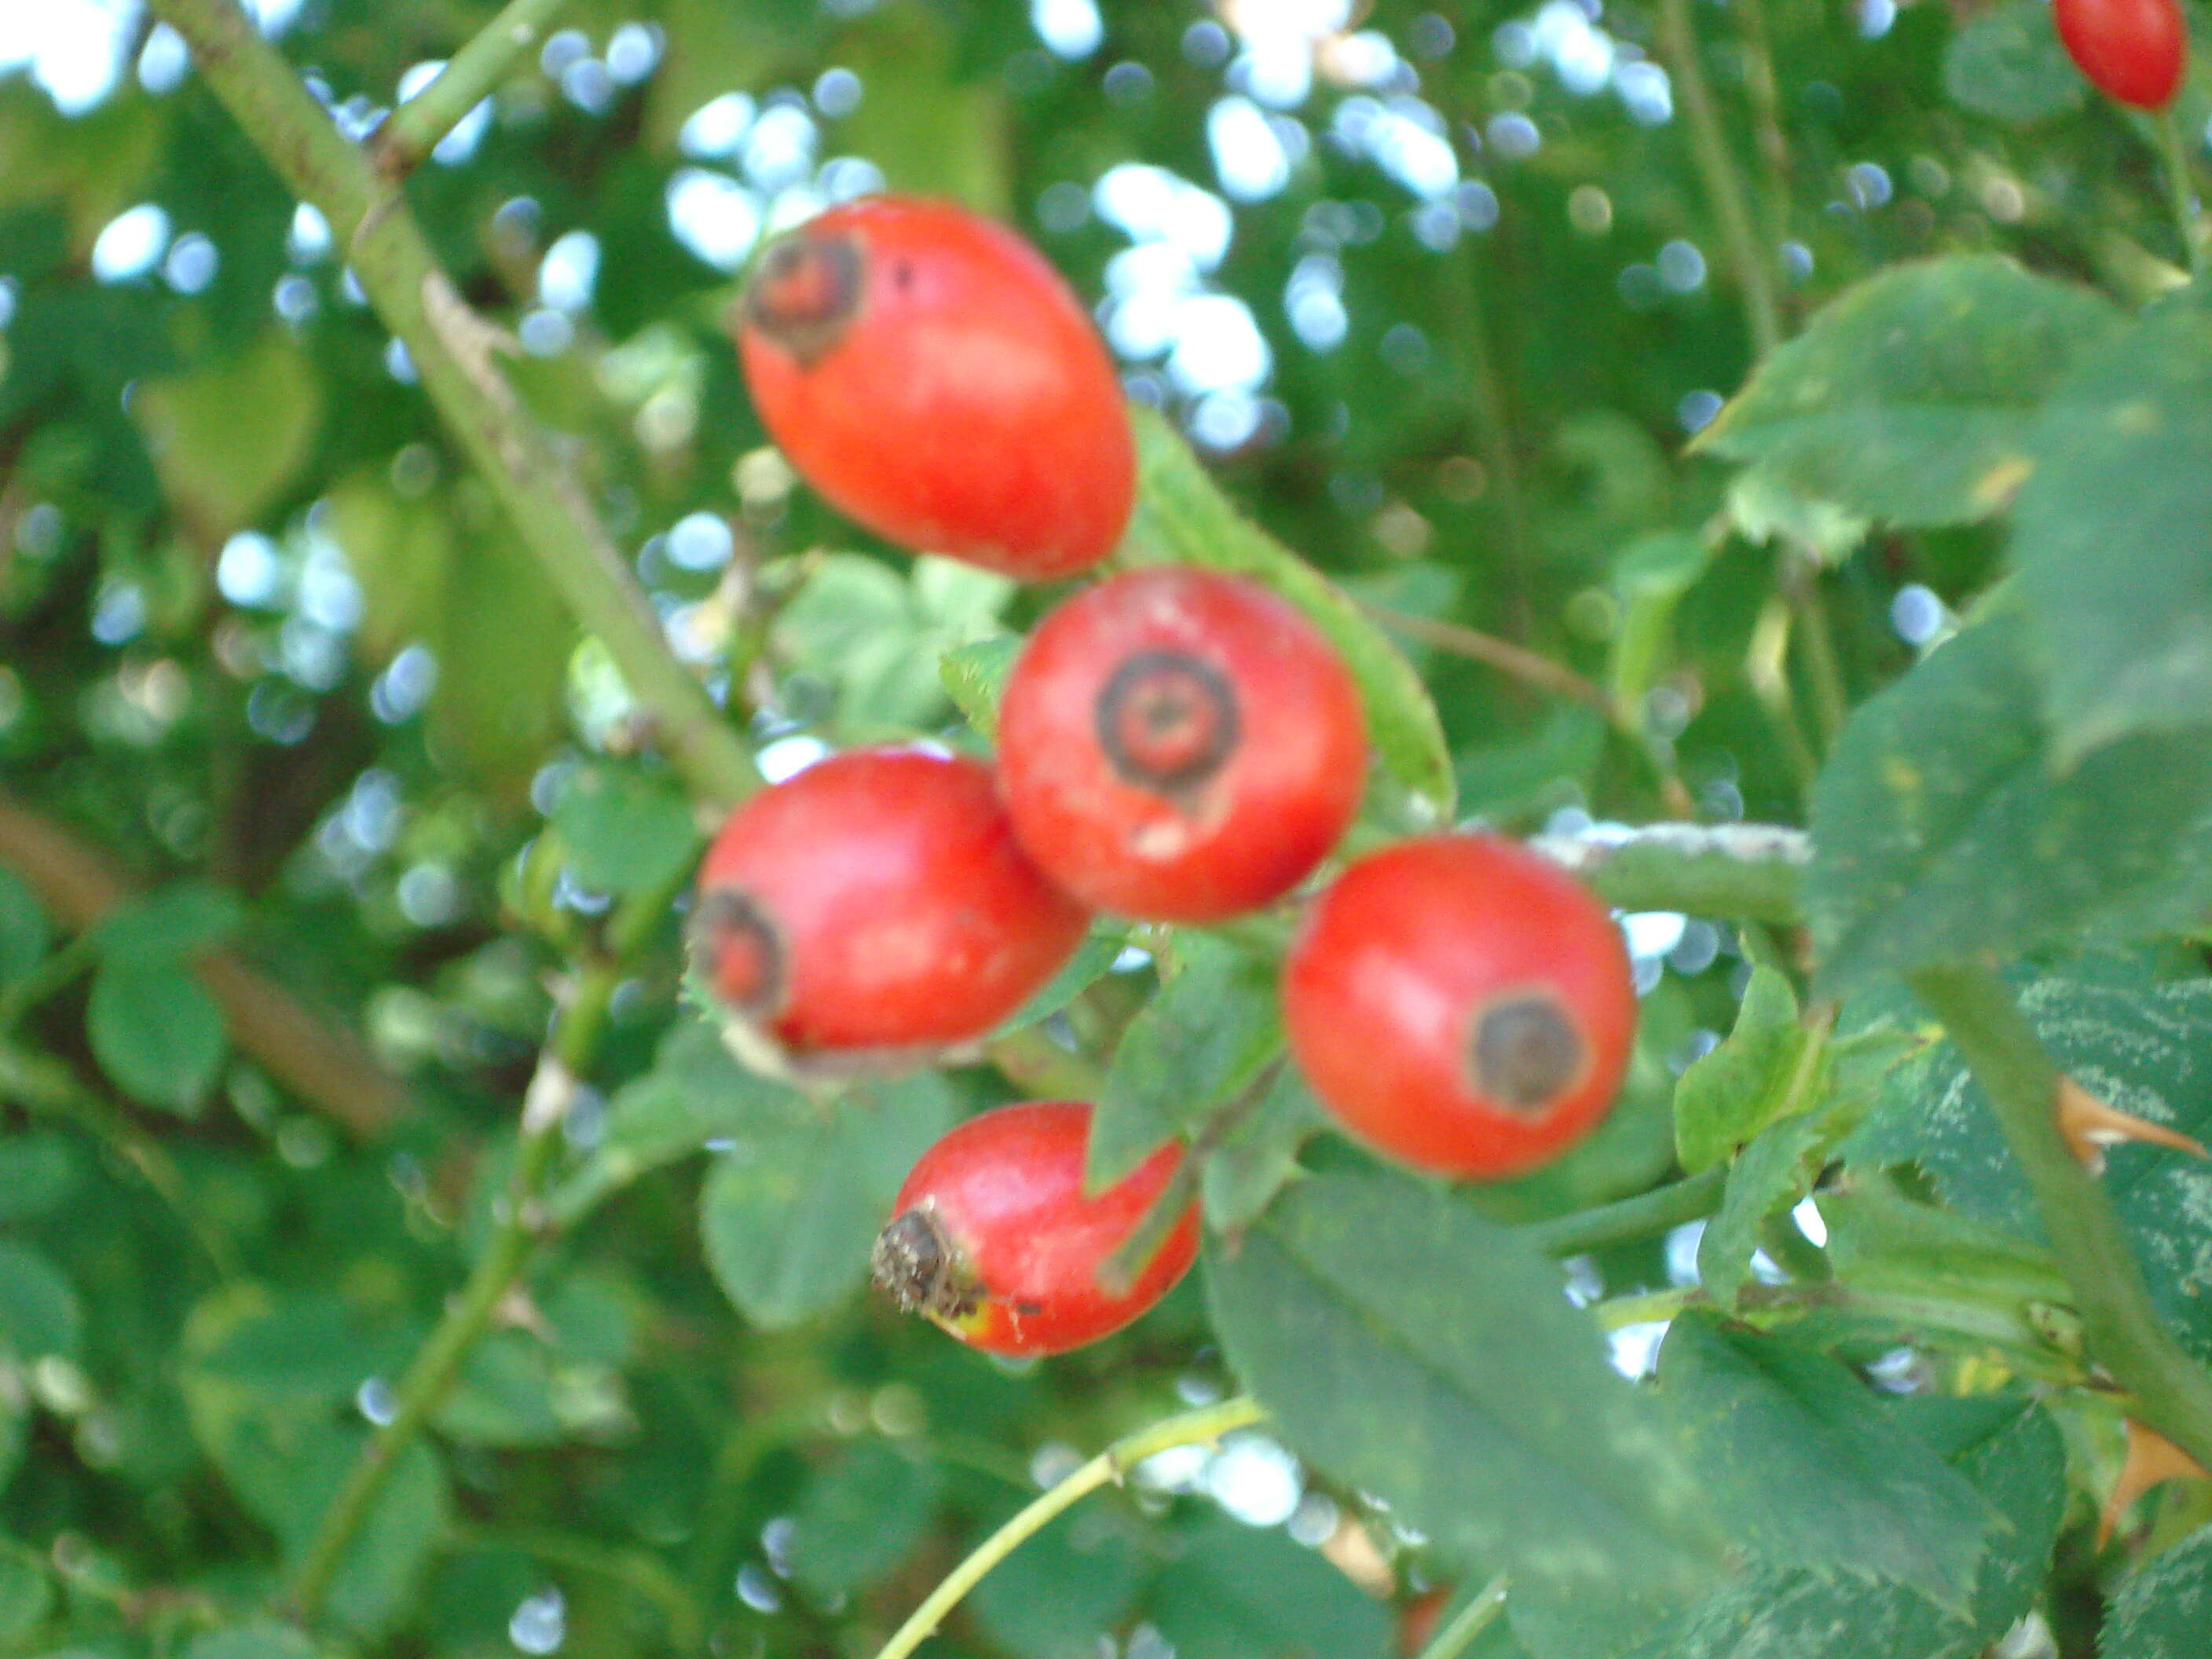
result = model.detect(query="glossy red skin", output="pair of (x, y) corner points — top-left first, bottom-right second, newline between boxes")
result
(738, 196), (1135, 580)
(1283, 834), (1637, 1181)
(2054, 0), (2187, 106)
(997, 568), (1368, 921)
(694, 749), (1089, 1057)
(891, 1101), (1197, 1356)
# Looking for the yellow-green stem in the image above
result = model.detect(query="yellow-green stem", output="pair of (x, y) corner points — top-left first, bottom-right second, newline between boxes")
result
(1415, 1573), (1512, 1659)
(2155, 107), (2207, 280)
(371, 0), (571, 175)
(1657, 0), (1783, 358)
(872, 1397), (1266, 1659)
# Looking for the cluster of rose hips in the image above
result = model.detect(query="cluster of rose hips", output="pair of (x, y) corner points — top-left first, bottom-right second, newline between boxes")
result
(694, 196), (1635, 1358)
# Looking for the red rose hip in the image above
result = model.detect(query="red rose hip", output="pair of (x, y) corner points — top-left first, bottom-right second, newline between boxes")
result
(736, 196), (1135, 580)
(690, 749), (1089, 1066)
(873, 1101), (1197, 1356)
(2053, 0), (2187, 108)
(996, 568), (1368, 921)
(1283, 834), (1636, 1180)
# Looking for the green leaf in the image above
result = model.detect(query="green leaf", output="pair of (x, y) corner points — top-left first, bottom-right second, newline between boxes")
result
(775, 553), (1013, 742)
(0, 866), (49, 987)
(1147, 1515), (1393, 1659)
(2104, 1522), (2212, 1659)
(991, 927), (1129, 1037)
(0, 1130), (79, 1222)
(184, 1622), (318, 1659)
(195, 1291), (418, 1401)
(1805, 613), (2212, 997)
(1610, 532), (1717, 710)
(552, 763), (702, 898)
(2014, 303), (2212, 761)
(435, 1331), (569, 1448)
(1090, 935), (1279, 1190)
(1203, 1171), (1720, 1602)
(788, 1439), (945, 1600)
(1697, 256), (2123, 528)
(548, 1014), (799, 1221)
(1943, 2), (2089, 123)
(90, 881), (243, 960)
(1201, 1064), (1324, 1234)
(1673, 965), (1809, 1172)
(699, 1072), (954, 1326)
(134, 330), (323, 541)
(1656, 1313), (1994, 1606)
(1514, 1399), (2061, 1659)
(1844, 947), (2212, 1364)
(0, 1239), (82, 1363)
(1123, 407), (1456, 822)
(86, 954), (227, 1114)
(940, 633), (1020, 741)
(0, 1538), (53, 1641)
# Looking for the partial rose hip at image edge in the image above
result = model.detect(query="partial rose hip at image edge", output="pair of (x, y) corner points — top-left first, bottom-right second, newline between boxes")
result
(734, 195), (1137, 581)
(872, 1101), (1199, 1357)
(1284, 833), (1639, 1181)
(997, 566), (1369, 922)
(688, 748), (1090, 1064)
(2053, 0), (2188, 108)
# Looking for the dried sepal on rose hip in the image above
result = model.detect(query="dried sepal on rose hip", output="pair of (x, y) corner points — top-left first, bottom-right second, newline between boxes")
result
(688, 749), (1089, 1076)
(872, 1101), (1198, 1356)
(2053, 0), (2187, 108)
(995, 567), (1368, 922)
(1283, 833), (1637, 1180)
(734, 196), (1135, 581)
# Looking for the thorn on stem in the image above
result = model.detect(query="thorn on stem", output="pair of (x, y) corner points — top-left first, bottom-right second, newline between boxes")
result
(2098, 1418), (2210, 1545)
(2056, 1076), (2209, 1174)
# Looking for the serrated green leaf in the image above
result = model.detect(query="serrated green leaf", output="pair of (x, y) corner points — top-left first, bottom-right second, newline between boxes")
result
(1674, 965), (1807, 1172)
(1123, 407), (1456, 822)
(1090, 935), (1279, 1190)
(789, 1439), (944, 1600)
(940, 633), (1020, 740)
(0, 866), (49, 987)
(1656, 1312), (1994, 1606)
(553, 763), (701, 898)
(1200, 1064), (1324, 1234)
(86, 954), (227, 1114)
(1696, 1111), (1829, 1306)
(699, 1073), (954, 1327)
(775, 553), (1012, 741)
(991, 926), (1128, 1037)
(1844, 947), (2212, 1364)
(2014, 303), (2212, 761)
(1806, 613), (2212, 996)
(1514, 1400), (2061, 1659)
(1697, 256), (2122, 528)
(2104, 1522), (2212, 1659)
(1943, 2), (2089, 123)
(1203, 1171), (1721, 1602)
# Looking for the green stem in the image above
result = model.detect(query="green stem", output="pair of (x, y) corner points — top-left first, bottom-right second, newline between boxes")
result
(1784, 552), (1849, 747)
(2155, 107), (2207, 280)
(1657, 0), (1783, 359)
(1733, 0), (1795, 263)
(370, 0), (570, 177)
(290, 967), (615, 1618)
(1518, 1166), (1727, 1258)
(1595, 1287), (1698, 1331)
(1437, 253), (1536, 640)
(1906, 965), (2212, 1469)
(148, 0), (760, 811)
(872, 1397), (1266, 1659)
(1526, 822), (1808, 925)
(1415, 1573), (1511, 1659)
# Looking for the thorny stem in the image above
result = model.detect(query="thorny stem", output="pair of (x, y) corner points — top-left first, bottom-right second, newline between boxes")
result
(1657, 0), (1783, 359)
(1906, 965), (2212, 1471)
(148, 0), (760, 811)
(1527, 821), (1809, 925)
(369, 0), (571, 176)
(871, 1397), (1268, 1659)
